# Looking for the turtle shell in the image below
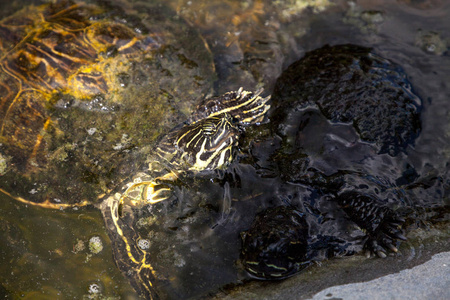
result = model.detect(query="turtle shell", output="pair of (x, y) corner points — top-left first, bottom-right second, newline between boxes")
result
(0, 0), (215, 206)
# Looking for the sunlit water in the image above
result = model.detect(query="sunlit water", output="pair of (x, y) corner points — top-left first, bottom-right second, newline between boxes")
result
(1, 0), (449, 299)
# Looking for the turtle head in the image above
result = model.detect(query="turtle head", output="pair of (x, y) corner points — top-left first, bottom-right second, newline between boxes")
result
(174, 113), (239, 171)
(241, 206), (311, 279)
(193, 88), (271, 126)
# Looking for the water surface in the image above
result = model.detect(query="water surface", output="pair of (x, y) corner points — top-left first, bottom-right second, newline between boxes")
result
(1, 0), (449, 299)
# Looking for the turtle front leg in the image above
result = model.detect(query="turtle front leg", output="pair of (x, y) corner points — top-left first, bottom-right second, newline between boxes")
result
(119, 172), (180, 209)
(336, 191), (407, 258)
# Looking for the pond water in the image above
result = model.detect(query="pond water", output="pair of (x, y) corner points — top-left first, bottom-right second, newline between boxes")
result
(0, 0), (449, 299)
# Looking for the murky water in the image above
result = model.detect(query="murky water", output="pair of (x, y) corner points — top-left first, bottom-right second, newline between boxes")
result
(0, 195), (139, 299)
(1, 0), (449, 299)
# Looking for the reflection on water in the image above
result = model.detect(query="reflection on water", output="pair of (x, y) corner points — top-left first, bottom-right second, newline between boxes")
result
(1, 0), (449, 299)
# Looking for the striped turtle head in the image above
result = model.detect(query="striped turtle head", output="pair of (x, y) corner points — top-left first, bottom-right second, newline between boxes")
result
(192, 88), (271, 126)
(159, 113), (239, 172)
(241, 206), (310, 279)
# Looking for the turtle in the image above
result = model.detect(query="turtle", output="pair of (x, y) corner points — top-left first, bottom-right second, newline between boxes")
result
(240, 193), (407, 279)
(94, 44), (423, 297)
(238, 44), (426, 280)
(101, 88), (270, 299)
(0, 0), (273, 298)
(0, 0), (215, 208)
(116, 88), (270, 209)
(0, 84), (270, 299)
(0, 2), (435, 296)
(0, 0), (235, 298)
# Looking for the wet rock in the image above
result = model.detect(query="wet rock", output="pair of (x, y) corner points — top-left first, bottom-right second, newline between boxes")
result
(415, 29), (448, 55)
(89, 236), (103, 254)
(344, 3), (385, 34)
(0, 152), (7, 175)
(309, 251), (450, 300)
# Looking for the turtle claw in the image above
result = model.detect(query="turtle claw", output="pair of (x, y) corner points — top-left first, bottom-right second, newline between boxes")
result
(367, 240), (387, 258)
(377, 250), (387, 259)
(146, 184), (173, 204)
(366, 211), (406, 256)
(392, 232), (407, 241)
(387, 244), (398, 253)
(119, 179), (174, 212)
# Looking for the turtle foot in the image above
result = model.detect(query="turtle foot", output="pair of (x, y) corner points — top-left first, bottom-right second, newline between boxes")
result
(240, 206), (310, 279)
(336, 191), (406, 257)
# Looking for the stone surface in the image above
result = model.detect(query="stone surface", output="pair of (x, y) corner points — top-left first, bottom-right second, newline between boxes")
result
(309, 251), (450, 300)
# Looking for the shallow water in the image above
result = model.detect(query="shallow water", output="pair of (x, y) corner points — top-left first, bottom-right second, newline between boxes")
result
(1, 0), (449, 299)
